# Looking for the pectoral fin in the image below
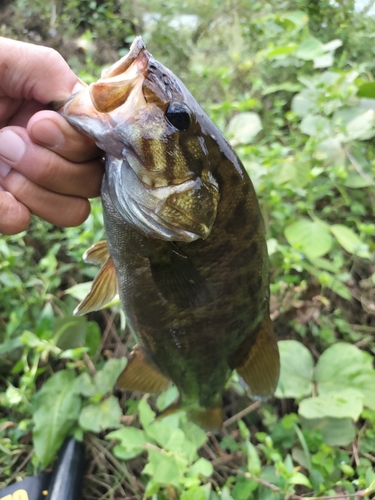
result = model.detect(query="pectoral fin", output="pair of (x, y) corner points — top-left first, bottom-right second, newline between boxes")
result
(83, 240), (110, 264)
(236, 316), (280, 399)
(150, 243), (208, 308)
(117, 346), (171, 393)
(74, 255), (118, 315)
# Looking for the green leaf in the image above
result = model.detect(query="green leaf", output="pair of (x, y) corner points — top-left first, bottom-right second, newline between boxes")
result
(181, 488), (207, 500)
(138, 399), (156, 429)
(227, 112), (263, 146)
(274, 158), (310, 188)
(247, 441), (261, 476)
(301, 417), (355, 446)
(295, 37), (324, 60)
(33, 370), (81, 466)
(94, 358), (127, 395)
(284, 219), (332, 260)
(275, 340), (314, 399)
(144, 449), (182, 487)
(64, 282), (93, 301)
(313, 137), (344, 166)
(315, 343), (375, 410)
(330, 224), (370, 258)
(313, 53), (334, 69)
(300, 115), (331, 138)
(54, 316), (88, 350)
(156, 385), (179, 411)
(289, 472), (312, 488)
(299, 389), (364, 420)
(79, 396), (122, 432)
(357, 82), (375, 99)
(188, 457), (213, 478)
(323, 39), (343, 52)
(107, 426), (148, 459)
(262, 82), (302, 95)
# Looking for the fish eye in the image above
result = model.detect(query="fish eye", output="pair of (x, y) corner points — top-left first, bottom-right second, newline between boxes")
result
(166, 102), (191, 131)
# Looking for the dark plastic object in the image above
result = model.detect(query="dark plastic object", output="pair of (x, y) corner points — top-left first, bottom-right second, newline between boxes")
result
(45, 438), (85, 500)
(0, 437), (85, 500)
(0, 473), (51, 500)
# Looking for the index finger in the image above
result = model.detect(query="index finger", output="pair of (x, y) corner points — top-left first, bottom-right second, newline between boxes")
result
(27, 111), (101, 163)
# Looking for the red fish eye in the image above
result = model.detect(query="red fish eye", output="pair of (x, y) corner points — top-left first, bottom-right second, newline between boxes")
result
(166, 102), (191, 131)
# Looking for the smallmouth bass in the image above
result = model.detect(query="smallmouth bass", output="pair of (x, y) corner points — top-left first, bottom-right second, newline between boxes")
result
(57, 37), (279, 430)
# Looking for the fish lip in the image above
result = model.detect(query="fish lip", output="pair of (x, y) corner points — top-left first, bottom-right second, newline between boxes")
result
(101, 36), (148, 80)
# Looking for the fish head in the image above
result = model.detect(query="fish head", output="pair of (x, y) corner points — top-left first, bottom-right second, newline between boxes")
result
(58, 37), (220, 242)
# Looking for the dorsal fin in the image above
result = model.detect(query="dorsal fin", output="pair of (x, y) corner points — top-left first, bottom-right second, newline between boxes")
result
(74, 241), (118, 315)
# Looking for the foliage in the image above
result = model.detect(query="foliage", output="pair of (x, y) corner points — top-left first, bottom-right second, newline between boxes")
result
(1, 0), (375, 499)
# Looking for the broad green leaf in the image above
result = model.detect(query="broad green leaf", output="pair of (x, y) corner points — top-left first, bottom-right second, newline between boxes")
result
(64, 282), (93, 301)
(295, 37), (324, 60)
(313, 53), (333, 69)
(289, 472), (312, 488)
(284, 219), (332, 259)
(79, 396), (122, 431)
(283, 10), (308, 28)
(144, 450), (182, 487)
(315, 343), (375, 410)
(300, 114), (331, 137)
(227, 112), (263, 146)
(188, 458), (213, 478)
(301, 417), (355, 446)
(291, 89), (317, 117)
(345, 110), (375, 141)
(138, 399), (156, 429)
(181, 488), (206, 500)
(107, 426), (148, 448)
(55, 316), (88, 350)
(299, 389), (364, 420)
(344, 146), (374, 188)
(357, 82), (375, 99)
(156, 385), (179, 411)
(275, 340), (314, 399)
(274, 158), (310, 188)
(232, 477), (258, 500)
(323, 39), (343, 52)
(107, 427), (148, 459)
(313, 138), (344, 166)
(94, 358), (127, 395)
(330, 224), (370, 258)
(265, 45), (297, 59)
(33, 370), (81, 466)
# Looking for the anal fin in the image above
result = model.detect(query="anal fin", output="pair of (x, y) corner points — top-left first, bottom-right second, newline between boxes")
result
(156, 402), (223, 432)
(117, 346), (171, 393)
(236, 316), (280, 400)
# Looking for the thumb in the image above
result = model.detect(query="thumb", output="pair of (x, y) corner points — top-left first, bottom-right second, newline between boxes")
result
(0, 37), (81, 103)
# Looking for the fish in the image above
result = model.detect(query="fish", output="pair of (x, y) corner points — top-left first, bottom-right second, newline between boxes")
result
(56, 36), (280, 430)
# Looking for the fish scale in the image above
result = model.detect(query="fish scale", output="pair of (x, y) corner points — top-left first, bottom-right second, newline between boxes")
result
(56, 36), (280, 430)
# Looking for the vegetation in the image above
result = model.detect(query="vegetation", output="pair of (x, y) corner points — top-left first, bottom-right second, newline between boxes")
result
(1, 0), (375, 499)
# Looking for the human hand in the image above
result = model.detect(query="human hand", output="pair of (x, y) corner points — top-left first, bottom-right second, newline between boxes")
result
(0, 37), (104, 235)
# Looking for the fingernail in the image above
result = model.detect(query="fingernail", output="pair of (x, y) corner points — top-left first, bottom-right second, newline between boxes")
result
(0, 130), (25, 163)
(0, 159), (11, 178)
(30, 119), (65, 148)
